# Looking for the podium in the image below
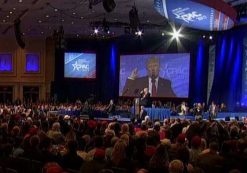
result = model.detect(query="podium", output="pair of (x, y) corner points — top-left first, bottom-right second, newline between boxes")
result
(134, 98), (140, 116)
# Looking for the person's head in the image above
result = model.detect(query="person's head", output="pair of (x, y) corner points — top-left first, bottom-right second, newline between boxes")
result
(52, 122), (60, 131)
(136, 169), (149, 173)
(169, 160), (184, 173)
(43, 162), (65, 173)
(143, 87), (148, 94)
(121, 123), (129, 134)
(146, 57), (160, 79)
(209, 141), (219, 153)
(30, 135), (40, 148)
(66, 140), (78, 153)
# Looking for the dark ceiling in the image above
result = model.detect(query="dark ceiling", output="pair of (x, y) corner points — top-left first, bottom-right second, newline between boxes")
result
(0, 0), (247, 39)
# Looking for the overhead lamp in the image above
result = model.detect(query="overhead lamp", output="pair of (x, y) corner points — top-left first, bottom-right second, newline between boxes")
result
(94, 28), (99, 34)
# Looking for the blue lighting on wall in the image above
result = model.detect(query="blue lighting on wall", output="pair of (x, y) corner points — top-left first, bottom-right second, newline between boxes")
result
(229, 42), (241, 110)
(26, 54), (40, 72)
(0, 54), (12, 72)
(218, 36), (227, 72)
(226, 36), (234, 69)
(209, 30), (245, 111)
(194, 39), (204, 103)
(110, 44), (117, 80)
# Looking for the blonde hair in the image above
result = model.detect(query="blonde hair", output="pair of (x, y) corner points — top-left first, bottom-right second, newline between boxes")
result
(169, 160), (184, 173)
(146, 57), (160, 67)
(111, 139), (127, 166)
(120, 134), (129, 145)
(52, 122), (60, 131)
(121, 123), (129, 134)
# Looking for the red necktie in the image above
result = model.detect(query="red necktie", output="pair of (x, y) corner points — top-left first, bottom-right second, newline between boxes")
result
(152, 79), (157, 97)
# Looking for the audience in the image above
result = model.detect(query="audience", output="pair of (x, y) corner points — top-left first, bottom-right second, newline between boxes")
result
(0, 101), (246, 173)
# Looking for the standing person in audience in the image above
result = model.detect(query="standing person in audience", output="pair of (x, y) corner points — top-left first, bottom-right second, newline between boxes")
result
(209, 101), (218, 120)
(178, 102), (188, 116)
(122, 57), (176, 97)
(219, 103), (228, 112)
(105, 99), (116, 116)
(139, 106), (147, 122)
(194, 103), (203, 118)
(139, 88), (152, 107)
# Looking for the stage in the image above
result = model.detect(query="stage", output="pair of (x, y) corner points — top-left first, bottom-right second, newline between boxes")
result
(49, 108), (247, 122)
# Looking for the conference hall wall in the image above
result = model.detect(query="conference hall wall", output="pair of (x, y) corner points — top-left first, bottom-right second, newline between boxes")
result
(0, 37), (55, 102)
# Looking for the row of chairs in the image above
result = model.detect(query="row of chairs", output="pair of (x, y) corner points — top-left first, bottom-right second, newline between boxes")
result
(0, 156), (43, 173)
(0, 156), (128, 173)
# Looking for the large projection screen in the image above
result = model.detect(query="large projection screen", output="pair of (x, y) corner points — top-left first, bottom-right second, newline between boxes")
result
(119, 53), (190, 98)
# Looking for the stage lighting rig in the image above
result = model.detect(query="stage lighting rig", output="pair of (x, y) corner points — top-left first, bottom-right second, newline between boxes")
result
(129, 5), (140, 33)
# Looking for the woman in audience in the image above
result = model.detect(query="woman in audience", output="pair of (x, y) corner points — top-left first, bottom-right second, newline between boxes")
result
(110, 139), (134, 172)
(149, 144), (169, 173)
(60, 140), (83, 170)
(105, 136), (118, 161)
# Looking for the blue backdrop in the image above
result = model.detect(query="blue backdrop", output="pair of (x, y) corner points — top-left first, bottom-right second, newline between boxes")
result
(209, 28), (245, 111)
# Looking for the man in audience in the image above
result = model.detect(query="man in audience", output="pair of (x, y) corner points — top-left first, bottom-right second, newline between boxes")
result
(197, 142), (224, 173)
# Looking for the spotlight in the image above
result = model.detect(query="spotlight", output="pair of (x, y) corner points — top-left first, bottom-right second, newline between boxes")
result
(202, 35), (206, 38)
(161, 32), (165, 36)
(94, 28), (99, 34)
(167, 24), (183, 41)
(171, 29), (182, 40)
(209, 35), (213, 40)
(135, 29), (143, 36)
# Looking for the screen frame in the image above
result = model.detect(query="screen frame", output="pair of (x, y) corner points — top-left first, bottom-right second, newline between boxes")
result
(63, 51), (97, 80)
(118, 52), (191, 99)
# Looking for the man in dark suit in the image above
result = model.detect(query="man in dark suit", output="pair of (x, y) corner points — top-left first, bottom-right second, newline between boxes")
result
(139, 106), (147, 121)
(139, 88), (152, 107)
(122, 57), (176, 97)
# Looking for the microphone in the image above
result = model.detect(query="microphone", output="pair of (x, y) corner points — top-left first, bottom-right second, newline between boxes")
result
(134, 88), (139, 95)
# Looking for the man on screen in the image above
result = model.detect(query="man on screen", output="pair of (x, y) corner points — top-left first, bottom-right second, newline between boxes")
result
(122, 57), (176, 97)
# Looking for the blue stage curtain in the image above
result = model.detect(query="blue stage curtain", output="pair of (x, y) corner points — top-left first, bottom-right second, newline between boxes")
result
(209, 29), (244, 111)
(190, 38), (208, 104)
